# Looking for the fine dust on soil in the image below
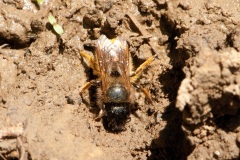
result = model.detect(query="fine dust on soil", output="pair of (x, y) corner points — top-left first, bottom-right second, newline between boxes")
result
(0, 0), (239, 160)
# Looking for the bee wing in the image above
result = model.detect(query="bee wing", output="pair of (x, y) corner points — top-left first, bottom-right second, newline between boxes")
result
(96, 35), (131, 92)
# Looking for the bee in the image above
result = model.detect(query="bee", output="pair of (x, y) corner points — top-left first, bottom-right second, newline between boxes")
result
(80, 35), (155, 131)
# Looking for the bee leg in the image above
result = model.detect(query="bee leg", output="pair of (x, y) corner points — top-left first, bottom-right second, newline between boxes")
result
(94, 109), (104, 121)
(130, 55), (156, 82)
(80, 51), (101, 76)
(131, 82), (153, 104)
(79, 79), (101, 94)
(80, 51), (94, 65)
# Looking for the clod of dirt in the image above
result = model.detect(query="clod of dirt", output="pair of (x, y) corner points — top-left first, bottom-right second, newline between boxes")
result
(0, 3), (32, 47)
(164, 0), (240, 66)
(177, 48), (240, 125)
(105, 10), (124, 30)
(138, 43), (152, 60)
(83, 9), (103, 29)
(176, 48), (240, 159)
(101, 9), (124, 38)
(230, 24), (240, 52)
(177, 25), (227, 55)
(186, 127), (240, 160)
(138, 0), (155, 13)
(31, 19), (45, 33)
(3, 0), (24, 9)
(28, 31), (58, 55)
(0, 139), (19, 158)
(95, 0), (114, 13)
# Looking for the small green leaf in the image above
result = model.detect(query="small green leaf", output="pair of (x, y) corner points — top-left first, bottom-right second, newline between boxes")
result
(36, 0), (44, 5)
(48, 15), (57, 25)
(53, 24), (64, 35)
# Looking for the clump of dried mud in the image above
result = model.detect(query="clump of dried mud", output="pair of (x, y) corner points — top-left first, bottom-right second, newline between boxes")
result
(0, 0), (239, 160)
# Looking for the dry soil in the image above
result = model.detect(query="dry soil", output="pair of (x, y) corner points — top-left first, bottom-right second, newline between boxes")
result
(0, 0), (239, 160)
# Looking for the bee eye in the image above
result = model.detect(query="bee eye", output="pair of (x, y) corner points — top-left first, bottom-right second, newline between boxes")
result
(106, 84), (128, 102)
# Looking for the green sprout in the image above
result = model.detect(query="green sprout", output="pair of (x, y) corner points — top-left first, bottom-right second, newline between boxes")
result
(36, 0), (44, 5)
(48, 15), (64, 35)
(48, 15), (57, 25)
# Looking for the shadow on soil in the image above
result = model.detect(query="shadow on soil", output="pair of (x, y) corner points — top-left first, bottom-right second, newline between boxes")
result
(148, 102), (194, 160)
(148, 61), (194, 159)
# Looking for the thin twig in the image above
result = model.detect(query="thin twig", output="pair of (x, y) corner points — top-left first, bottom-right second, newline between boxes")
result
(0, 153), (7, 160)
(126, 13), (149, 36)
(0, 123), (24, 139)
(0, 44), (9, 50)
(17, 137), (26, 160)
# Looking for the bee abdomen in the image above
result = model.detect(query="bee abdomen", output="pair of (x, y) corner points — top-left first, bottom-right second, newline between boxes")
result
(103, 102), (131, 131)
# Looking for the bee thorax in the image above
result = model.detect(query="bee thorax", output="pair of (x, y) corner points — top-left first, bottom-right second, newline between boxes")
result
(105, 84), (128, 102)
